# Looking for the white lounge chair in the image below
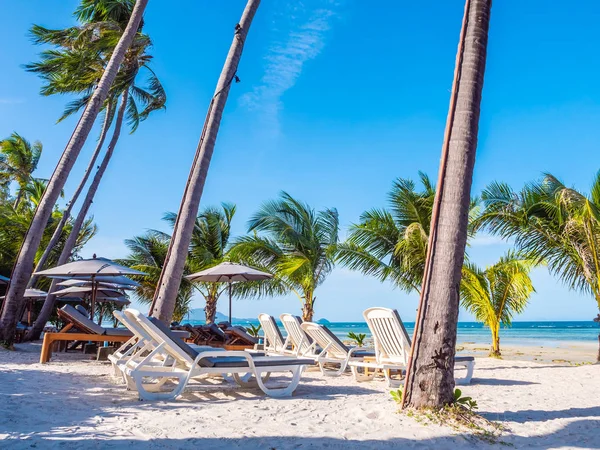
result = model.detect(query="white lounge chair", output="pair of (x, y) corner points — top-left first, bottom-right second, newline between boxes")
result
(123, 310), (314, 400)
(257, 313), (293, 355)
(280, 313), (319, 358)
(353, 307), (475, 386)
(300, 321), (375, 377)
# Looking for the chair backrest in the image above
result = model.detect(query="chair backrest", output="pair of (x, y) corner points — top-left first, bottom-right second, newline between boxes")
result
(58, 304), (105, 335)
(126, 309), (198, 367)
(300, 322), (348, 358)
(280, 314), (312, 355)
(75, 304), (89, 317)
(116, 310), (151, 342)
(257, 313), (285, 351)
(363, 307), (411, 365)
(223, 326), (258, 346)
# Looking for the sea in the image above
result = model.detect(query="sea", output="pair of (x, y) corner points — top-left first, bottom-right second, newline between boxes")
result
(183, 319), (599, 347)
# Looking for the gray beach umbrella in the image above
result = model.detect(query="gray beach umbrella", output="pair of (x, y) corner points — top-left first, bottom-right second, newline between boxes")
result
(53, 275), (141, 288)
(186, 262), (273, 323)
(53, 286), (125, 299)
(0, 288), (48, 326)
(36, 256), (146, 320)
(56, 278), (136, 290)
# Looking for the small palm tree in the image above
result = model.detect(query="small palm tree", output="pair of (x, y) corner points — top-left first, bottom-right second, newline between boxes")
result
(348, 332), (367, 347)
(119, 231), (194, 323)
(229, 192), (339, 322)
(164, 203), (237, 324)
(473, 172), (600, 361)
(460, 252), (535, 357)
(246, 324), (262, 338)
(0, 133), (42, 209)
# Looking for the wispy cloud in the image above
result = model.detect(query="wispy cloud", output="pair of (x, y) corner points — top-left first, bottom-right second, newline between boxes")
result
(0, 98), (25, 105)
(241, 1), (340, 135)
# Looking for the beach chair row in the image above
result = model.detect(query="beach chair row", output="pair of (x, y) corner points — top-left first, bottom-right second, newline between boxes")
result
(259, 307), (475, 387)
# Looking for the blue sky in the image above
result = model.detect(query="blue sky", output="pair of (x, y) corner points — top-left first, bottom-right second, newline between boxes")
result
(1, 1), (599, 322)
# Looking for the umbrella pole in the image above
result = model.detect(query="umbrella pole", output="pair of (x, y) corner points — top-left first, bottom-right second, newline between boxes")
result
(91, 276), (97, 321)
(228, 281), (232, 324)
(28, 299), (32, 326)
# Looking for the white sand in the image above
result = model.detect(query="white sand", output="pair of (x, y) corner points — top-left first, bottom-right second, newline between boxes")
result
(1, 342), (599, 449)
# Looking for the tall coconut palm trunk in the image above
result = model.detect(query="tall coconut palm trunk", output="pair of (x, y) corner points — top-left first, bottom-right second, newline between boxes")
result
(25, 92), (128, 341)
(150, 0), (261, 323)
(0, 0), (148, 346)
(28, 103), (114, 289)
(402, 0), (492, 409)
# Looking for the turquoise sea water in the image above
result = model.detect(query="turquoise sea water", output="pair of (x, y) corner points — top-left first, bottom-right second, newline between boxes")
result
(184, 319), (599, 347)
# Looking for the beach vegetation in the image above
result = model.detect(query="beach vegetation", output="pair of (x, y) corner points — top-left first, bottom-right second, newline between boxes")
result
(473, 172), (600, 362)
(348, 332), (367, 346)
(229, 192), (339, 322)
(460, 252), (535, 357)
(246, 323), (262, 338)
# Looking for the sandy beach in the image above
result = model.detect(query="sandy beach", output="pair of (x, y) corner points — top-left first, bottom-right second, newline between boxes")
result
(1, 342), (598, 449)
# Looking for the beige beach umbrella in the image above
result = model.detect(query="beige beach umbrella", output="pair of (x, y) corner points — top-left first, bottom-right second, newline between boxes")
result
(186, 262), (273, 323)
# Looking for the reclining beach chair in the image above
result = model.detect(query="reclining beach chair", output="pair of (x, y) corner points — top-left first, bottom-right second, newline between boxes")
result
(353, 307), (475, 386)
(280, 314), (318, 357)
(300, 322), (375, 376)
(258, 313), (293, 355)
(217, 323), (258, 347)
(40, 304), (132, 363)
(123, 309), (314, 400)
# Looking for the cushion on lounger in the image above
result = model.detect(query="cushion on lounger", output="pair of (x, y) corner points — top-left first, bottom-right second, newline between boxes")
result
(149, 317), (199, 360)
(104, 327), (133, 337)
(197, 356), (314, 368)
(392, 309), (412, 346)
(350, 350), (376, 358)
(75, 305), (89, 316)
(59, 304), (105, 335)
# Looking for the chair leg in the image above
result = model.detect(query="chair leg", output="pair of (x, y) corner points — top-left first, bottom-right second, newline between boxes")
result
(350, 365), (376, 383)
(133, 373), (187, 401)
(454, 361), (475, 385)
(232, 372), (271, 387)
(254, 367), (302, 397)
(318, 360), (347, 377)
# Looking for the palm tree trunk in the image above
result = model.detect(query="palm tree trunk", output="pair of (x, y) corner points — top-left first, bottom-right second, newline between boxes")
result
(0, 0), (148, 346)
(24, 92), (128, 342)
(28, 104), (114, 289)
(302, 292), (315, 322)
(13, 187), (24, 209)
(149, 0), (260, 323)
(491, 326), (501, 357)
(402, 0), (492, 409)
(205, 296), (217, 324)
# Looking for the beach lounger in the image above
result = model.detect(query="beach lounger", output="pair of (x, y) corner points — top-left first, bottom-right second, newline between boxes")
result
(123, 309), (314, 400)
(258, 313), (294, 355)
(300, 322), (375, 376)
(352, 307), (475, 386)
(217, 322), (258, 347)
(280, 313), (318, 357)
(40, 304), (132, 363)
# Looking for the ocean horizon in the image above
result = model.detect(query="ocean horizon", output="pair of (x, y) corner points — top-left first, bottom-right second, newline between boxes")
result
(182, 318), (600, 347)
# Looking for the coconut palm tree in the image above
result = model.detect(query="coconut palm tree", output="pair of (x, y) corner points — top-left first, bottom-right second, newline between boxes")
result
(473, 172), (600, 362)
(164, 203), (237, 324)
(0, 0), (148, 346)
(338, 173), (478, 292)
(119, 231), (194, 323)
(0, 133), (42, 209)
(461, 253), (535, 357)
(229, 193), (339, 322)
(403, 0), (493, 409)
(150, 0), (261, 323)
(25, 1), (165, 288)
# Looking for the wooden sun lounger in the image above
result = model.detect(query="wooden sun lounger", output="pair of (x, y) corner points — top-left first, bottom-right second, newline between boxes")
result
(40, 304), (132, 363)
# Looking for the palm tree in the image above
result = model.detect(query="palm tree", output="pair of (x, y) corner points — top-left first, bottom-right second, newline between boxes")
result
(403, 0), (493, 409)
(163, 204), (237, 324)
(24, 2), (165, 341)
(0, 0), (148, 346)
(229, 192), (339, 322)
(473, 172), (600, 362)
(460, 253), (535, 357)
(119, 231), (194, 323)
(150, 0), (261, 323)
(338, 173), (438, 294)
(26, 1), (165, 288)
(0, 133), (42, 209)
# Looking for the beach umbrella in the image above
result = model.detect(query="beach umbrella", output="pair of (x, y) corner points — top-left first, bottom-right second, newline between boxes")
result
(53, 275), (140, 288)
(35, 255), (146, 321)
(186, 262), (273, 323)
(0, 288), (48, 326)
(53, 286), (125, 299)
(56, 279), (135, 290)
